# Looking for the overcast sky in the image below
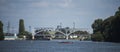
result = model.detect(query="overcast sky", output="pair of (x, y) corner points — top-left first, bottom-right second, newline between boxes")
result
(0, 0), (120, 33)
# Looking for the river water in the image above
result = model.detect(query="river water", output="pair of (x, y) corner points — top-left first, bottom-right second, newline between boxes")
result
(0, 40), (120, 52)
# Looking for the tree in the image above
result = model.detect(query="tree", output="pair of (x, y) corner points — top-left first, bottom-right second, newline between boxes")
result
(110, 7), (120, 42)
(18, 31), (32, 40)
(72, 31), (89, 35)
(0, 21), (4, 40)
(91, 32), (104, 41)
(19, 19), (25, 34)
(102, 7), (120, 42)
(102, 16), (114, 41)
(92, 19), (103, 34)
(18, 19), (26, 38)
(92, 7), (120, 42)
(91, 19), (104, 41)
(60, 28), (66, 33)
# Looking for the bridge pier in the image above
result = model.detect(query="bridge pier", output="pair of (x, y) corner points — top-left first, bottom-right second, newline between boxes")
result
(66, 35), (69, 40)
(32, 35), (35, 40)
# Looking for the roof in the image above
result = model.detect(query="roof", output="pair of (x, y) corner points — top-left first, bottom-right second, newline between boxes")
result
(4, 33), (14, 36)
(35, 34), (51, 36)
(55, 34), (65, 36)
(5, 36), (16, 38)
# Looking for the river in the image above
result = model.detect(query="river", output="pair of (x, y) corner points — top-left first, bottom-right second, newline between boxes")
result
(0, 40), (120, 52)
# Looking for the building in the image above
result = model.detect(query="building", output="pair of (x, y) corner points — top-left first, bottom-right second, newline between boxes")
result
(4, 33), (17, 40)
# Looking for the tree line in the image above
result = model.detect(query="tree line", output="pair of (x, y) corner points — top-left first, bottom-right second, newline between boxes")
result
(91, 7), (120, 42)
(0, 21), (4, 40)
(0, 19), (32, 40)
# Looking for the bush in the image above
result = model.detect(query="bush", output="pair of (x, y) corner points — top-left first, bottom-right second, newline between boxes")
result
(91, 32), (104, 41)
(18, 31), (32, 40)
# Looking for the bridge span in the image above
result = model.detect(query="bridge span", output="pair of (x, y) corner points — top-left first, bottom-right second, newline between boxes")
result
(32, 27), (90, 40)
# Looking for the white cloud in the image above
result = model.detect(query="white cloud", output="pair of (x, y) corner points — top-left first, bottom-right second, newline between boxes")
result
(31, 1), (49, 7)
(31, 0), (73, 8)
(57, 0), (73, 8)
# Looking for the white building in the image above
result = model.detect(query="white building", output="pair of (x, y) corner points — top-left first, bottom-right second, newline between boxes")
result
(4, 33), (17, 40)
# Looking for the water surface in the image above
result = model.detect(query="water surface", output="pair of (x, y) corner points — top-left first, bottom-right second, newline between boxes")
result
(0, 40), (120, 52)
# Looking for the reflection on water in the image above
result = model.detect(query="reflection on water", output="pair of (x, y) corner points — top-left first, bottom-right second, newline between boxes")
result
(0, 40), (120, 52)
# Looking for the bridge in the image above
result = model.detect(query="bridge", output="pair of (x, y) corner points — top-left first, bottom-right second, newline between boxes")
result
(32, 27), (90, 40)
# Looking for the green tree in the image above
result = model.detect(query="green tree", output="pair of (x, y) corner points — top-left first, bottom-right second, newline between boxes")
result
(110, 7), (120, 42)
(91, 19), (104, 41)
(58, 28), (66, 33)
(92, 19), (103, 34)
(102, 7), (120, 42)
(19, 19), (25, 34)
(18, 31), (32, 39)
(92, 7), (120, 42)
(102, 16), (114, 41)
(72, 31), (89, 34)
(0, 21), (4, 40)
(91, 32), (104, 41)
(18, 19), (26, 38)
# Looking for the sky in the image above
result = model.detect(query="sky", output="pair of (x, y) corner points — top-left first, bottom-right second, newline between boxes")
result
(0, 0), (120, 33)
